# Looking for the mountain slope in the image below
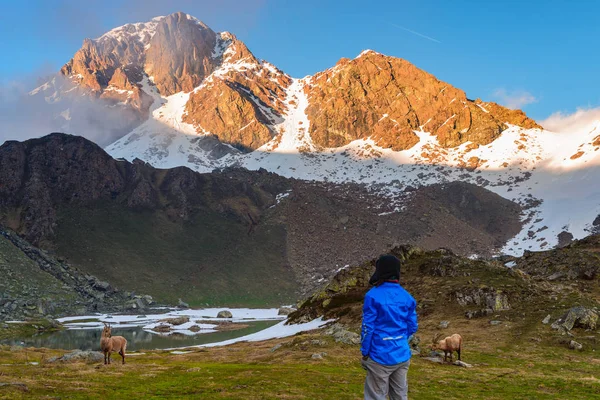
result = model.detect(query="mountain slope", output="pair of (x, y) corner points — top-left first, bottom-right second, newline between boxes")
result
(0, 226), (152, 321)
(26, 12), (600, 255)
(288, 236), (600, 333)
(0, 133), (523, 305)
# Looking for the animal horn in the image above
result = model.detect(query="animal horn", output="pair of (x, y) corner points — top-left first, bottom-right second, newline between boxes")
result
(432, 333), (442, 344)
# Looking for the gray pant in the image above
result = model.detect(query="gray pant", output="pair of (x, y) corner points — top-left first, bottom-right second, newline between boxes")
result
(362, 357), (410, 400)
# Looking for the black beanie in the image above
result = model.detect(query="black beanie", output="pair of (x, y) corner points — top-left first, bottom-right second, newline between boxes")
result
(369, 254), (401, 285)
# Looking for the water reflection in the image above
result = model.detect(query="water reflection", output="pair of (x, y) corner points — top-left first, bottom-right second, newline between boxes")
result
(1, 320), (278, 351)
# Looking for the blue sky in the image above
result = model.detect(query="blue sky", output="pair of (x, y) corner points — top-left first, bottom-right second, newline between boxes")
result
(1, 0), (599, 121)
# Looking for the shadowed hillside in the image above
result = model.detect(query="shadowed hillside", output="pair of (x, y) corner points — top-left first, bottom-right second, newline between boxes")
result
(0, 133), (523, 306)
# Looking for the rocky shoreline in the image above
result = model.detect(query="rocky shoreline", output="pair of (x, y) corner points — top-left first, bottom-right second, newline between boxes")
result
(0, 226), (157, 321)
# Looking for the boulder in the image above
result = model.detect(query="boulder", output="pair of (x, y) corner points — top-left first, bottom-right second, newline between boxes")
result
(160, 316), (189, 326)
(177, 299), (190, 309)
(439, 321), (450, 329)
(569, 340), (583, 351)
(542, 314), (551, 324)
(48, 350), (104, 363)
(324, 323), (361, 345)
(453, 360), (473, 368)
(311, 352), (327, 360)
(270, 343), (283, 353)
(455, 288), (510, 311)
(408, 335), (421, 355)
(553, 307), (598, 331)
(93, 280), (111, 291)
(217, 310), (233, 319)
(278, 307), (296, 316)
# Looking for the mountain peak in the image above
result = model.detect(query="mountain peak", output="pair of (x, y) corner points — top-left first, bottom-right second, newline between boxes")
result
(95, 15), (166, 44)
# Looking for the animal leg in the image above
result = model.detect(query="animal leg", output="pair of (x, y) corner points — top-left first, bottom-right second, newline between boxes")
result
(104, 352), (107, 365)
(108, 352), (111, 365)
(457, 348), (461, 361)
(120, 350), (126, 365)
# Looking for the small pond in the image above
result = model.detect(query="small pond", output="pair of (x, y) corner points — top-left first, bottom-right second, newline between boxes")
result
(1, 308), (285, 351)
(1, 320), (278, 351)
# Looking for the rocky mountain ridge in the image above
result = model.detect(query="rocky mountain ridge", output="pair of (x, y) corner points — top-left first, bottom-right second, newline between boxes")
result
(0, 133), (523, 305)
(25, 12), (600, 255)
(33, 11), (537, 153)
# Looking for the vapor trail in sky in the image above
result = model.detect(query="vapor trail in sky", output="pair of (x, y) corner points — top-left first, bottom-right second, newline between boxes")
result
(390, 23), (441, 44)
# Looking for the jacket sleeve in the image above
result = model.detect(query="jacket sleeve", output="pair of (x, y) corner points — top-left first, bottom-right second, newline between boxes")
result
(406, 296), (418, 337)
(360, 293), (377, 357)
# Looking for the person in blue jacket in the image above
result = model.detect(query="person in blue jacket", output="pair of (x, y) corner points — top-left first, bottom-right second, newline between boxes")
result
(361, 254), (418, 400)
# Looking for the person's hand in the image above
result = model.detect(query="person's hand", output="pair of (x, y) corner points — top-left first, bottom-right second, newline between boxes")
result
(361, 355), (368, 370)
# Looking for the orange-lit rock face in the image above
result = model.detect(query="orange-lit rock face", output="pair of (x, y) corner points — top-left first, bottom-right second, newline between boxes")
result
(145, 13), (218, 96)
(54, 14), (543, 153)
(305, 51), (540, 150)
(180, 32), (292, 152)
(183, 79), (274, 151)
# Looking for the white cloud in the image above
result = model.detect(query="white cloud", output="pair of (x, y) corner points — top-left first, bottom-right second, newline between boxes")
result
(492, 88), (537, 109)
(540, 107), (600, 133)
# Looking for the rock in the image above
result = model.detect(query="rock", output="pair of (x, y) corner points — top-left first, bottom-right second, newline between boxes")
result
(278, 307), (296, 316)
(48, 350), (104, 363)
(408, 335), (421, 354)
(177, 299), (189, 309)
(455, 288), (510, 311)
(429, 350), (445, 358)
(189, 325), (201, 333)
(151, 324), (172, 333)
(217, 310), (233, 319)
(542, 314), (551, 324)
(0, 382), (28, 392)
(490, 320), (502, 326)
(270, 343), (283, 353)
(324, 323), (361, 345)
(453, 360), (473, 368)
(439, 321), (450, 329)
(311, 352), (327, 360)
(465, 308), (494, 319)
(93, 280), (111, 291)
(160, 316), (189, 326)
(569, 340), (583, 351)
(310, 339), (327, 346)
(553, 307), (598, 331)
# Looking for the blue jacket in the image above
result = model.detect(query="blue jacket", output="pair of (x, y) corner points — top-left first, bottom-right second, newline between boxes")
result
(360, 282), (418, 366)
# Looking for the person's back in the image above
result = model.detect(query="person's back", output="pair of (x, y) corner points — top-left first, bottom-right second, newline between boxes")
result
(361, 255), (418, 400)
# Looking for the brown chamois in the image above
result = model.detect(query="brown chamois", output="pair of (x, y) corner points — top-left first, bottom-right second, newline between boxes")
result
(432, 333), (463, 362)
(100, 323), (127, 365)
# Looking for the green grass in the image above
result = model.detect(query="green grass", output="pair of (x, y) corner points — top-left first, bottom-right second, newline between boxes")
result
(0, 330), (599, 400)
(53, 203), (298, 307)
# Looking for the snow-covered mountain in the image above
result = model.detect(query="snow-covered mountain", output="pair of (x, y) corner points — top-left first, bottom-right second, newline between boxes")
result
(29, 12), (600, 255)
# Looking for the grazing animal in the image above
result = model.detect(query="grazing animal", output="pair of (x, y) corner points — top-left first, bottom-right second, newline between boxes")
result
(100, 323), (127, 365)
(433, 333), (463, 362)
